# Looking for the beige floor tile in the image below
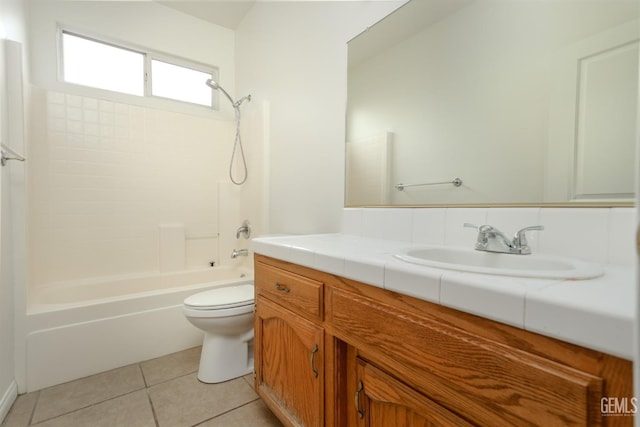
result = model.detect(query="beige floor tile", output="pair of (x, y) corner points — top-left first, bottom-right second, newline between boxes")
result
(140, 346), (201, 386)
(1, 392), (38, 427)
(34, 390), (155, 427)
(149, 373), (258, 427)
(32, 364), (145, 424)
(198, 399), (283, 427)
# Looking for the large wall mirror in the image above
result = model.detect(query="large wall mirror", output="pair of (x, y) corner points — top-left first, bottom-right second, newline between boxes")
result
(346, 0), (639, 206)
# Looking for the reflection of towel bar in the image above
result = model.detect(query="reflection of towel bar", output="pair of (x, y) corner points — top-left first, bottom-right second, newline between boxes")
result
(1, 144), (26, 166)
(395, 177), (462, 191)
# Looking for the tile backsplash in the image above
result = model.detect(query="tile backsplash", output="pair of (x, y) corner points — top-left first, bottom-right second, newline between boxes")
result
(342, 207), (636, 266)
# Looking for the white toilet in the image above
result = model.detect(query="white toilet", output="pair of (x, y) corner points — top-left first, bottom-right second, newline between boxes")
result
(183, 284), (255, 383)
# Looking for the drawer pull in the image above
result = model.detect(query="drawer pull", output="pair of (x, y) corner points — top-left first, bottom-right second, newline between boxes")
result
(355, 380), (364, 418)
(310, 344), (319, 378)
(274, 283), (290, 293)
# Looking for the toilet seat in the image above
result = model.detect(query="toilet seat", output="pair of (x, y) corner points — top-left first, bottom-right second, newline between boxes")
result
(184, 284), (254, 310)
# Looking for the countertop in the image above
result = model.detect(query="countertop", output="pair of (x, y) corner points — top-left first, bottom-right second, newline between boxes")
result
(252, 233), (635, 360)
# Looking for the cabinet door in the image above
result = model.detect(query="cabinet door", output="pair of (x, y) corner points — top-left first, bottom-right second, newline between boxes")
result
(255, 295), (324, 427)
(355, 358), (474, 427)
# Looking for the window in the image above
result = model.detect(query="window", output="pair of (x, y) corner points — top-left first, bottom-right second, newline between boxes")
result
(62, 32), (145, 96)
(60, 30), (216, 108)
(151, 60), (213, 107)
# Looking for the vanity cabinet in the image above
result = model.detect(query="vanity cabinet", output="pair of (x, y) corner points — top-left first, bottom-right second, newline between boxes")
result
(254, 255), (633, 427)
(254, 261), (325, 427)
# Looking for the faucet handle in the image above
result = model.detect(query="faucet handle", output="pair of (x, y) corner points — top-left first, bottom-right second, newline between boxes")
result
(514, 225), (544, 254)
(236, 220), (252, 239)
(464, 223), (493, 247)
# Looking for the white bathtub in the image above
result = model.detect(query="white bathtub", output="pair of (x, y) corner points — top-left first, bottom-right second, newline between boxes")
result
(24, 266), (253, 392)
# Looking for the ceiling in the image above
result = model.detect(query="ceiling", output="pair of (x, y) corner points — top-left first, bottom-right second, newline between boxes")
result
(156, 1), (256, 29)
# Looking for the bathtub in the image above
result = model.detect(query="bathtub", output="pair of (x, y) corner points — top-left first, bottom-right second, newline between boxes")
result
(24, 266), (253, 392)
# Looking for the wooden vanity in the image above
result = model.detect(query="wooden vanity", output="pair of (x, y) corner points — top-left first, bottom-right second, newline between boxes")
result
(254, 254), (633, 426)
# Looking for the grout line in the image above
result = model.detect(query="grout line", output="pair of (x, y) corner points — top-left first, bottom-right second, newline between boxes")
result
(145, 389), (160, 427)
(27, 391), (40, 426)
(28, 388), (146, 425)
(143, 369), (199, 389)
(190, 397), (262, 427)
(138, 363), (149, 388)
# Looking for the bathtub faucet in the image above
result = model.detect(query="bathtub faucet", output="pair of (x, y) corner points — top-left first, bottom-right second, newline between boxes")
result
(231, 248), (249, 259)
(236, 220), (251, 239)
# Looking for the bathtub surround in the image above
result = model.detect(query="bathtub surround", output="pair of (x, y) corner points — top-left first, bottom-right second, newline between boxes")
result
(29, 90), (232, 283)
(159, 224), (187, 272)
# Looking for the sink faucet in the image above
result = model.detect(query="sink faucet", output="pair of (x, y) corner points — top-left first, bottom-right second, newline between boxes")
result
(464, 223), (544, 255)
(231, 248), (249, 259)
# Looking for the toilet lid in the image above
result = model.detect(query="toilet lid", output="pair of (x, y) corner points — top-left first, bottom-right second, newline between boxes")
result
(184, 284), (254, 310)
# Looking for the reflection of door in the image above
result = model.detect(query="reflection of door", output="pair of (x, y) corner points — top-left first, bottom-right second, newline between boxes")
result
(547, 20), (639, 202)
(574, 40), (638, 199)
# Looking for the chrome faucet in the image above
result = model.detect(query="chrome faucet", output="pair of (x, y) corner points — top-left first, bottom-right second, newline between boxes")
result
(464, 223), (544, 255)
(231, 248), (249, 259)
(236, 220), (251, 239)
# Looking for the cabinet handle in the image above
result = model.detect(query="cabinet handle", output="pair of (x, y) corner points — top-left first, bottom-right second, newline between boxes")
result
(274, 283), (290, 293)
(310, 344), (319, 378)
(355, 380), (364, 419)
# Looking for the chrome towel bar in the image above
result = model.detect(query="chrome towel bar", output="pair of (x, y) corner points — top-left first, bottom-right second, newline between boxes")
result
(395, 177), (462, 191)
(0, 144), (25, 166)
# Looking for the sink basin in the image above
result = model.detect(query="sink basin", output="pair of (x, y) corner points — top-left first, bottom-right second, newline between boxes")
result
(394, 247), (603, 280)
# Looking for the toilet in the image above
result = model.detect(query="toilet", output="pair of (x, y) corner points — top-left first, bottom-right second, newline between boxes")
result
(183, 284), (255, 383)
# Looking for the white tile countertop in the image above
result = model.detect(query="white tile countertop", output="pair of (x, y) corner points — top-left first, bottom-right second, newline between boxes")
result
(252, 233), (635, 360)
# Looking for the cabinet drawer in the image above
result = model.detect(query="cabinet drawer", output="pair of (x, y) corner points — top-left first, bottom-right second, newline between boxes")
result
(255, 261), (323, 321)
(331, 287), (603, 426)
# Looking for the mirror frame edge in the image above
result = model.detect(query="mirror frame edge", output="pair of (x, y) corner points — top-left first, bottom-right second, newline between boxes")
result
(344, 202), (636, 209)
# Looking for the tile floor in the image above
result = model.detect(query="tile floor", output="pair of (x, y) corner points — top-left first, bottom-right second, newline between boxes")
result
(2, 346), (283, 427)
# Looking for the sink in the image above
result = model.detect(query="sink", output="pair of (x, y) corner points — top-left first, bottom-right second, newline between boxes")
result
(394, 247), (603, 280)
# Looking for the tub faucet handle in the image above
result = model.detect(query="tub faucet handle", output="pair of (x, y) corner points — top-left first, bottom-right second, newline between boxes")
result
(236, 220), (251, 239)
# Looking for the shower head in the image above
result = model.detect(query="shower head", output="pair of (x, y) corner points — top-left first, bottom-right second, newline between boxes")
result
(206, 78), (233, 105)
(205, 78), (250, 110)
(205, 79), (219, 90)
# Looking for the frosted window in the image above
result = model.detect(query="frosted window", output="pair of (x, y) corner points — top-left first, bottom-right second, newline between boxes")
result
(151, 60), (213, 107)
(62, 32), (144, 96)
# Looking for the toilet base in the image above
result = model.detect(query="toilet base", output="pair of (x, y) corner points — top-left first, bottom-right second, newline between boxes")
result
(197, 331), (254, 384)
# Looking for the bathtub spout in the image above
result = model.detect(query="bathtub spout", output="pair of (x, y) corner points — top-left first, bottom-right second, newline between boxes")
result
(231, 249), (248, 259)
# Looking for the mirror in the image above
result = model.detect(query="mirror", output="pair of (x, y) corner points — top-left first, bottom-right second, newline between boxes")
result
(346, 0), (639, 206)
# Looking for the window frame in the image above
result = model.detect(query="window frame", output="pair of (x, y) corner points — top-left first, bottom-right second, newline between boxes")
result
(57, 27), (220, 110)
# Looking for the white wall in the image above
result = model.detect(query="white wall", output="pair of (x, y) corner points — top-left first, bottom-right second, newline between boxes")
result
(0, 0), (27, 416)
(235, 1), (403, 234)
